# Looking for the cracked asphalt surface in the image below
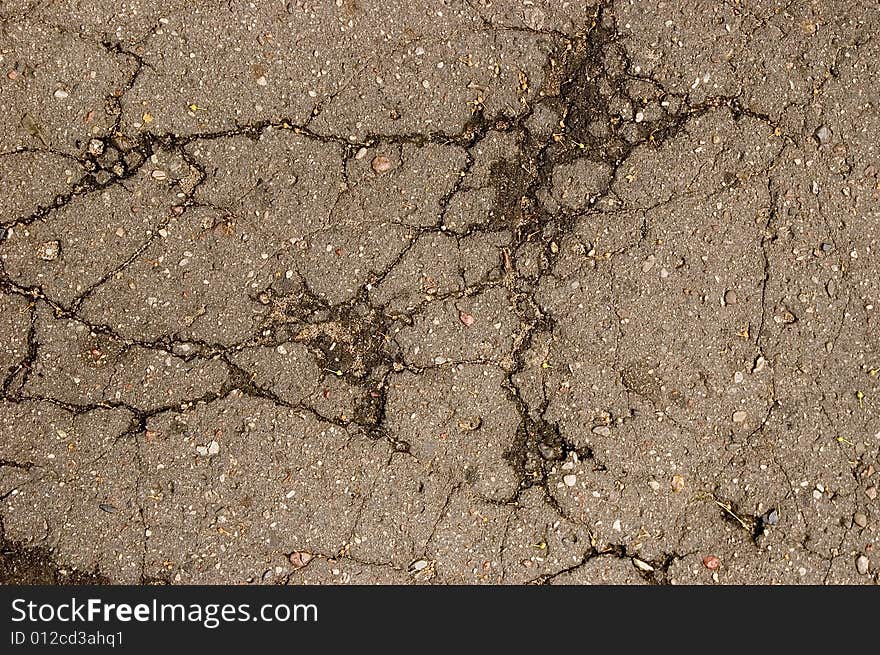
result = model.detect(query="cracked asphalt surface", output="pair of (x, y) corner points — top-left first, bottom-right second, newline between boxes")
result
(0, 0), (878, 586)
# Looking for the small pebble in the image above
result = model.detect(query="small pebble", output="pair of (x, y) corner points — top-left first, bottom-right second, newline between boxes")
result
(53, 88), (69, 99)
(866, 486), (877, 500)
(814, 125), (832, 144)
(371, 155), (393, 174)
(196, 440), (220, 456)
(633, 558), (654, 572)
(671, 475), (685, 492)
(723, 289), (738, 305)
(648, 480), (660, 491)
(592, 425), (611, 437)
(151, 169), (167, 180)
(732, 410), (747, 423)
(774, 307), (796, 324)
(703, 555), (721, 570)
(856, 555), (869, 575)
(459, 310), (475, 327)
(563, 474), (577, 487)
(289, 551), (313, 569)
(853, 512), (867, 528)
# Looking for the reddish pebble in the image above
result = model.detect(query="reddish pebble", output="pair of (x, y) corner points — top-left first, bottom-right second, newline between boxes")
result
(459, 310), (475, 327)
(703, 555), (721, 570)
(288, 551), (313, 569)
(6, 70), (18, 80)
(371, 155), (393, 174)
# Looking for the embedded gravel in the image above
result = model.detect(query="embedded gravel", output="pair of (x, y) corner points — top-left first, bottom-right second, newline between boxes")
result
(1, 0), (878, 585)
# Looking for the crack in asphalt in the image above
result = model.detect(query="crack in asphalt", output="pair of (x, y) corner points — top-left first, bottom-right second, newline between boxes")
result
(1, 0), (877, 584)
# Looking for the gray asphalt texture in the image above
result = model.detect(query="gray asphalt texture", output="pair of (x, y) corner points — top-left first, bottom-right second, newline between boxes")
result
(1, 0), (878, 585)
